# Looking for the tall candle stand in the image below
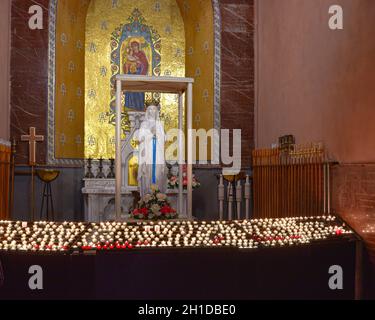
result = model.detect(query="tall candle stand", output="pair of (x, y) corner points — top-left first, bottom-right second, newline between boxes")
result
(107, 159), (115, 179)
(85, 158), (94, 179)
(96, 158), (106, 179)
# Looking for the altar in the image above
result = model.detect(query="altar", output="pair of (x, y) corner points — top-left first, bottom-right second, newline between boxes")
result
(82, 180), (187, 222)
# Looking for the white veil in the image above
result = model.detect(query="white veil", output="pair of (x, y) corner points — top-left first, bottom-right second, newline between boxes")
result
(137, 105), (167, 197)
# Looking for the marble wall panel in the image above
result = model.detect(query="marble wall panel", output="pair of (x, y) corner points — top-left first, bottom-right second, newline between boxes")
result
(220, 0), (254, 167)
(10, 0), (49, 165)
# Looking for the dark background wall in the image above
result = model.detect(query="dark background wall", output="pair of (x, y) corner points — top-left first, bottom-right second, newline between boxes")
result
(13, 167), (84, 221)
(256, 0), (375, 298)
(9, 0), (255, 221)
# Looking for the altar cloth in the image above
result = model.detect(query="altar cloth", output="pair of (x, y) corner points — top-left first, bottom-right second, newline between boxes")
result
(0, 259), (4, 287)
(0, 236), (359, 300)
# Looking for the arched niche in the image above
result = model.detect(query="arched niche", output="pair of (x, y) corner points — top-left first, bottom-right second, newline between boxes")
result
(47, 0), (220, 165)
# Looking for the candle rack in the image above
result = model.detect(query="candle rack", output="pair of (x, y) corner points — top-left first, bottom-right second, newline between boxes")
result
(252, 143), (335, 219)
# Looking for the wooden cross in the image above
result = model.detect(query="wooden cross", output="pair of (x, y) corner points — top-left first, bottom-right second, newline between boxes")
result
(21, 127), (44, 166)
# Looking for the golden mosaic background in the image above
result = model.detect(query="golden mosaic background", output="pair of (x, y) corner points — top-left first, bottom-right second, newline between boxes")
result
(54, 0), (214, 160)
(55, 0), (89, 159)
(85, 0), (185, 159)
(177, 0), (215, 155)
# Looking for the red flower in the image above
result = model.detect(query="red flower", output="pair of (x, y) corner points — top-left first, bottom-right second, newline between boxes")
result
(160, 206), (168, 214)
(133, 207), (149, 216)
(160, 206), (176, 214)
(140, 207), (148, 215)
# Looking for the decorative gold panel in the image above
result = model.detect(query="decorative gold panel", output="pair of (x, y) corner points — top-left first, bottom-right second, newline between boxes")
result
(55, 0), (89, 159)
(85, 0), (185, 159)
(177, 0), (215, 160)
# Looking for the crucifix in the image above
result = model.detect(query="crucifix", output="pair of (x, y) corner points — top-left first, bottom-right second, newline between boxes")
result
(21, 127), (44, 166)
(21, 127), (44, 221)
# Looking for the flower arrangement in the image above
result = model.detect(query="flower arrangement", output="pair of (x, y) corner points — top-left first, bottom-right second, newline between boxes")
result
(168, 165), (201, 190)
(131, 185), (178, 220)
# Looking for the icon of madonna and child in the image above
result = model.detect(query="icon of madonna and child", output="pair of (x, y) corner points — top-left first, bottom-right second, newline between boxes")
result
(123, 40), (150, 111)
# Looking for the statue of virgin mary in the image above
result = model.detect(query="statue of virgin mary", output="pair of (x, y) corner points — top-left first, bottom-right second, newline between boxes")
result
(136, 104), (167, 197)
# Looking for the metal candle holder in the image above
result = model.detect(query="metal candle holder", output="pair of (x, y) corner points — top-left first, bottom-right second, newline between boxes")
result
(96, 158), (106, 179)
(107, 158), (115, 179)
(85, 158), (94, 179)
